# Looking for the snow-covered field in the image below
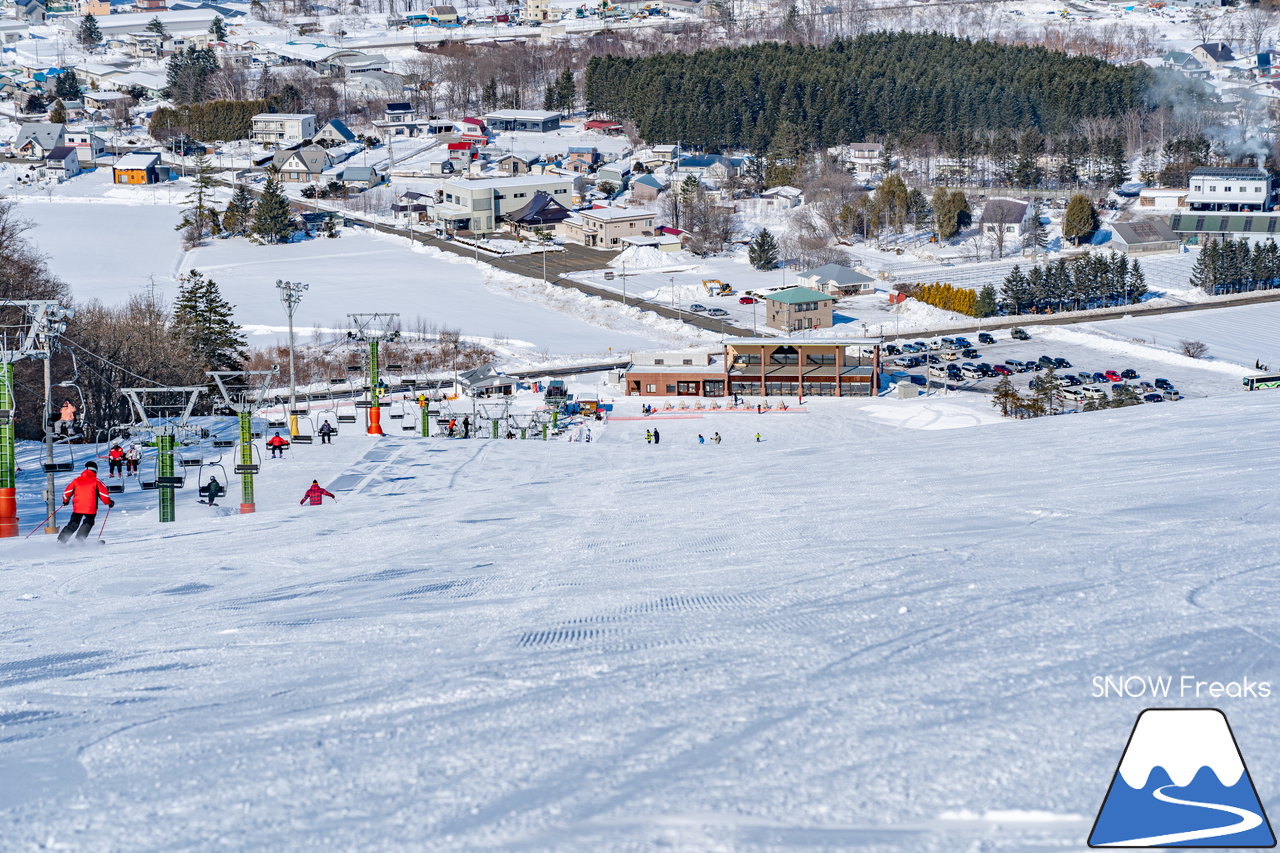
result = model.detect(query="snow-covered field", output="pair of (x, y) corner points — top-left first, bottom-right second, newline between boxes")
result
(3, 386), (1280, 850)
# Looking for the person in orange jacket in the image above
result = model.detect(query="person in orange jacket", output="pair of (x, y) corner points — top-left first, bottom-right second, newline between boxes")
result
(59, 461), (113, 543)
(267, 432), (290, 459)
(299, 480), (335, 506)
(106, 443), (125, 478)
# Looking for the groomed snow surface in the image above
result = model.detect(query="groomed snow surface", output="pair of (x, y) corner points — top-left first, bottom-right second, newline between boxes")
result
(3, 389), (1280, 851)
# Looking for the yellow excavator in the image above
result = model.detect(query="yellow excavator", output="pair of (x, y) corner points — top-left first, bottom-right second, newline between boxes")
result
(702, 279), (734, 297)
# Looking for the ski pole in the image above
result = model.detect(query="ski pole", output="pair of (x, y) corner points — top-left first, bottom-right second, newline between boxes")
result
(24, 507), (58, 539)
(96, 502), (112, 540)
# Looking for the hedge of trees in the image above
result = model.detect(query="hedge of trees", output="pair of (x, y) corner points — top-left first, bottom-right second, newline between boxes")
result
(584, 33), (1149, 151)
(907, 282), (979, 316)
(149, 98), (268, 141)
(1189, 237), (1280, 295)
(999, 253), (1147, 314)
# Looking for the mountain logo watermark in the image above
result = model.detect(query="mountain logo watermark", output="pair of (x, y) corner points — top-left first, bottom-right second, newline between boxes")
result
(1089, 708), (1275, 848)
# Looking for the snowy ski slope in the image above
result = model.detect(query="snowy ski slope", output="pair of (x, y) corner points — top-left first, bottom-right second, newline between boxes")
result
(3, 391), (1280, 851)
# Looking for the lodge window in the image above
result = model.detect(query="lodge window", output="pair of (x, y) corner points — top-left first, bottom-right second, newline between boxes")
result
(666, 384), (676, 393)
(770, 347), (799, 365)
(682, 359), (692, 365)
(806, 353), (835, 365)
(734, 354), (761, 365)
(653, 358), (664, 365)
(646, 384), (656, 393)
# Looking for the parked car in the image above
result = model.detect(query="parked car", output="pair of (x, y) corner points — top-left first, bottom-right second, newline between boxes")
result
(927, 365), (950, 379)
(1143, 393), (1165, 402)
(1011, 327), (1031, 340)
(1139, 382), (1155, 393)
(884, 344), (901, 356)
(706, 307), (729, 317)
(1081, 386), (1107, 400)
(1061, 387), (1086, 402)
(1092, 372), (1108, 383)
(1037, 355), (1056, 368)
(738, 296), (758, 304)
(1104, 370), (1122, 382)
(1053, 357), (1072, 369)
(992, 364), (1013, 376)
(912, 341), (929, 351)
(979, 332), (996, 345)
(961, 363), (982, 379)
(1120, 368), (1139, 380)
(977, 363), (995, 377)
(928, 340), (943, 350)
(1062, 375), (1082, 386)
(940, 337), (956, 348)
(941, 350), (960, 361)
(689, 303), (707, 312)
(1005, 359), (1027, 372)
(895, 356), (922, 368)
(925, 354), (942, 365)
(959, 348), (979, 358)
(1076, 373), (1094, 385)
(953, 338), (971, 348)
(1154, 378), (1174, 390)
(1163, 388), (1181, 400)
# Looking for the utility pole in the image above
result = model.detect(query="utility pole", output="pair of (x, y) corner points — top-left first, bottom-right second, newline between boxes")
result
(0, 300), (73, 538)
(347, 313), (400, 436)
(276, 279), (309, 438)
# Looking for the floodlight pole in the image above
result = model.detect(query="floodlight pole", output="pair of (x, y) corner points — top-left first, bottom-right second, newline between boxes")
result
(276, 279), (309, 438)
(0, 300), (73, 538)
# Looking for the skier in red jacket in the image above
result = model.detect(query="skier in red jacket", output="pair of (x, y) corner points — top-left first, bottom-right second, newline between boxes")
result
(267, 433), (290, 459)
(59, 461), (113, 543)
(106, 444), (125, 478)
(299, 480), (335, 506)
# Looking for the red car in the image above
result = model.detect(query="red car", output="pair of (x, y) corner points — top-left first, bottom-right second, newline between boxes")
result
(1104, 370), (1122, 382)
(738, 296), (758, 304)
(992, 364), (1013, 376)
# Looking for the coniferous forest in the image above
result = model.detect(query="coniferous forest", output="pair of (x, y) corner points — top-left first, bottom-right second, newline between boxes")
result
(585, 33), (1151, 152)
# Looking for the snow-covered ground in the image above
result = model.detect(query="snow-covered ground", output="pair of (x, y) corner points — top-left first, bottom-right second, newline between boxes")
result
(3, 385), (1280, 850)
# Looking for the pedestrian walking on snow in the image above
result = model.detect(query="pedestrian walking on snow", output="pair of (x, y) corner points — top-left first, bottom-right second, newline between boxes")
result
(299, 480), (335, 506)
(698, 434), (705, 445)
(267, 432), (290, 459)
(58, 461), (113, 543)
(319, 421), (335, 445)
(713, 432), (721, 445)
(462, 416), (471, 439)
(645, 429), (652, 444)
(448, 418), (457, 437)
(653, 428), (660, 445)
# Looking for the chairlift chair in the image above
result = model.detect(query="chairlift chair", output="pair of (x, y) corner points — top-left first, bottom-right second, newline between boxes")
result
(291, 413), (315, 444)
(197, 452), (230, 502)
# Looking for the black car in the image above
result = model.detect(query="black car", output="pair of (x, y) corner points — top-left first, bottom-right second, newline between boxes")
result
(1037, 355), (1057, 368)
(977, 363), (995, 377)
(1011, 328), (1030, 340)
(978, 332), (996, 345)
(1063, 375), (1082, 386)
(1120, 368), (1139, 380)
(926, 354), (942, 365)
(1053, 357), (1072, 369)
(1154, 378), (1174, 390)
(961, 348), (980, 358)
(884, 344), (901, 356)
(1144, 393), (1165, 402)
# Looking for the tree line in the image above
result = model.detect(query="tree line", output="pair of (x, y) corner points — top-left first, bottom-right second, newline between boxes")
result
(999, 253), (1147, 315)
(585, 33), (1150, 152)
(1189, 238), (1280, 296)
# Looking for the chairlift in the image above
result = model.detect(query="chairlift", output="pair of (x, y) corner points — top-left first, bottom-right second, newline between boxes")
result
(386, 363), (404, 371)
(291, 413), (315, 444)
(267, 417), (288, 429)
(233, 440), (263, 475)
(346, 365), (362, 373)
(41, 432), (76, 473)
(140, 454), (187, 490)
(197, 451), (230, 502)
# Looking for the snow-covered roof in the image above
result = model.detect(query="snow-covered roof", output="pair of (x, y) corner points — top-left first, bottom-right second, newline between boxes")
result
(273, 42), (358, 63)
(580, 206), (652, 222)
(114, 151), (160, 169)
(483, 109), (560, 122)
(800, 263), (872, 286)
(446, 174), (573, 190)
(16, 122), (63, 152)
(763, 287), (833, 305)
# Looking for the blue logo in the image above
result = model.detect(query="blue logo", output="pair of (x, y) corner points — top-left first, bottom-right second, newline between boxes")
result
(1090, 708), (1275, 848)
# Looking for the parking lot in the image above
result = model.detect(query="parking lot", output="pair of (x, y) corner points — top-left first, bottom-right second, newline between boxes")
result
(881, 325), (1248, 406)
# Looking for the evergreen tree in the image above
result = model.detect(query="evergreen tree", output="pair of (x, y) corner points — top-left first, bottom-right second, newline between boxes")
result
(975, 283), (998, 317)
(1034, 364), (1061, 415)
(252, 172), (293, 244)
(1024, 200), (1047, 253)
(48, 100), (66, 125)
(1062, 194), (1097, 246)
(949, 190), (971, 230)
(77, 14), (102, 48)
(209, 15), (227, 41)
(1096, 136), (1128, 188)
(54, 70), (81, 102)
(24, 93), (45, 113)
(991, 375), (1020, 417)
(1190, 238), (1220, 294)
(177, 153), (217, 240)
(1108, 383), (1142, 408)
(166, 45), (218, 104)
(748, 228), (779, 270)
(1013, 129), (1043, 188)
(173, 270), (247, 372)
(481, 77), (499, 112)
(146, 16), (169, 37)
(222, 184), (255, 236)
(931, 186), (956, 240)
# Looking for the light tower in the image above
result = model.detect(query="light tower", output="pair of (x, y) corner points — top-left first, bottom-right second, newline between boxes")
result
(0, 300), (73, 538)
(347, 313), (400, 436)
(275, 279), (308, 439)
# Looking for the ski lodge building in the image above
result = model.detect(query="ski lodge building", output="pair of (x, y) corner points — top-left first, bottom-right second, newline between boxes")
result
(624, 338), (882, 398)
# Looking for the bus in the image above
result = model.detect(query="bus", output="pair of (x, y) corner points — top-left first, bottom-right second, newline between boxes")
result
(1242, 373), (1280, 391)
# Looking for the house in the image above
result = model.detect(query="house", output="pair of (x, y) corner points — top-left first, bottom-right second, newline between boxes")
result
(393, 190), (433, 222)
(481, 109), (561, 133)
(0, 20), (29, 41)
(1169, 0), (1221, 7)
(272, 42), (374, 76)
(796, 263), (875, 296)
(333, 53), (388, 76)
(496, 153), (539, 175)
(1108, 219), (1180, 254)
(108, 70), (167, 98)
(676, 153), (739, 181)
(373, 101), (434, 138)
(125, 32), (165, 59)
(14, 123), (65, 159)
(88, 8), (229, 38)
(136, 0), (168, 10)
(425, 3), (457, 23)
(557, 206), (655, 248)
(1187, 165), (1274, 212)
(629, 173), (667, 202)
(459, 116), (487, 140)
(520, 0), (559, 23)
(596, 162), (630, 186)
(1138, 187), (1189, 210)
(565, 146), (598, 174)
(839, 141), (884, 171)
(623, 338), (882, 398)
(583, 118), (624, 135)
(764, 287), (835, 332)
(501, 190), (573, 232)
(1162, 51), (1208, 77)
(457, 364), (514, 396)
(271, 145), (331, 182)
(13, 0), (46, 24)
(64, 131), (107, 162)
(251, 113), (317, 145)
(112, 151), (161, 184)
(338, 165), (382, 189)
(83, 90), (132, 111)
(761, 185), (802, 209)
(446, 141), (475, 164)
(979, 198), (1032, 236)
(314, 118), (356, 144)
(77, 0), (110, 14)
(434, 175), (575, 234)
(44, 146), (81, 179)
(1192, 42), (1236, 68)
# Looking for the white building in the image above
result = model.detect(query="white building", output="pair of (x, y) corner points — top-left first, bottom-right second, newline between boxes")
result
(433, 175), (576, 234)
(251, 113), (317, 146)
(1187, 166), (1275, 212)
